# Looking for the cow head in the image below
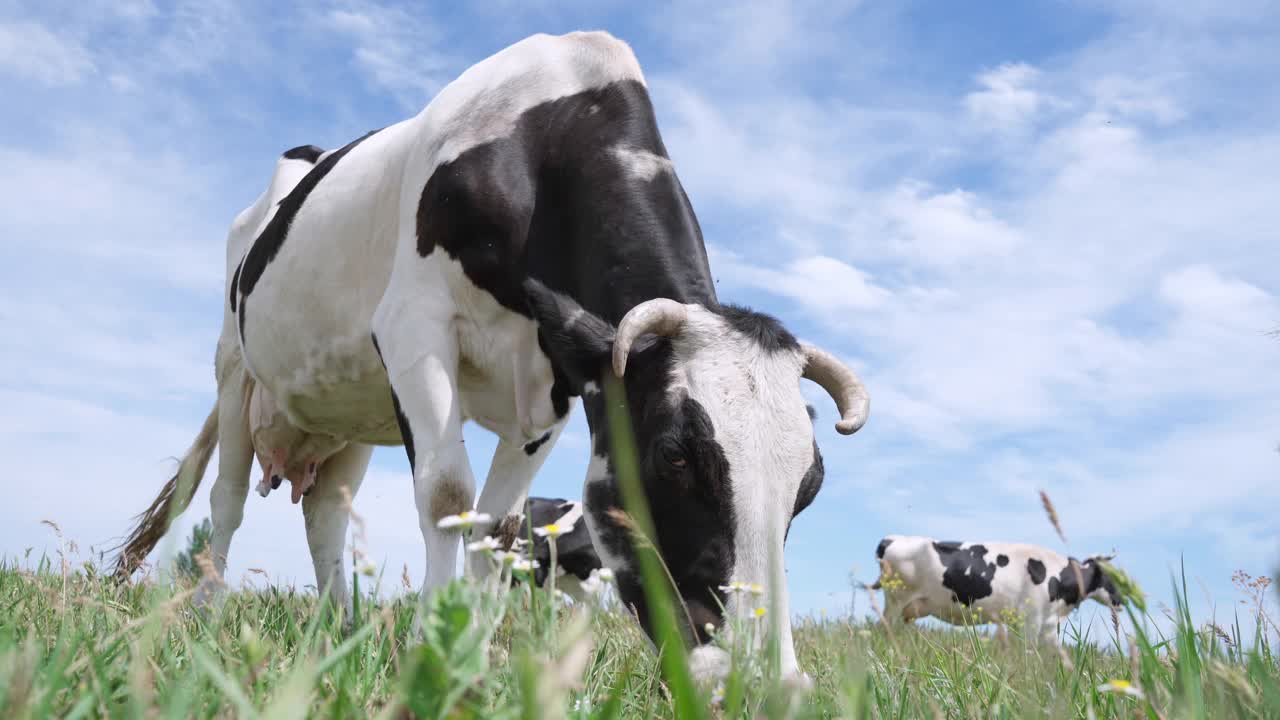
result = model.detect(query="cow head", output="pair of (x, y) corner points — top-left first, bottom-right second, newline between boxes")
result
(1052, 556), (1122, 609)
(524, 280), (869, 677)
(1084, 556), (1122, 607)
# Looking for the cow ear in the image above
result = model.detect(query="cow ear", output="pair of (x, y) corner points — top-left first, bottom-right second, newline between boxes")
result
(523, 278), (615, 387)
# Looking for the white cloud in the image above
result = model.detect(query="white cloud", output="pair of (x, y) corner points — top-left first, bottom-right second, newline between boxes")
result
(881, 182), (1023, 267)
(711, 246), (889, 313)
(965, 62), (1044, 132)
(0, 20), (95, 86)
(319, 1), (456, 109)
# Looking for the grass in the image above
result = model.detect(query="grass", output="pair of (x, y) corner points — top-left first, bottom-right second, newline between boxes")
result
(0, 553), (1277, 719)
(5, 379), (1276, 718)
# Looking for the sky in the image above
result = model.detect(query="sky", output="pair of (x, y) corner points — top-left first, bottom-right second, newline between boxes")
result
(1, 0), (1277, 639)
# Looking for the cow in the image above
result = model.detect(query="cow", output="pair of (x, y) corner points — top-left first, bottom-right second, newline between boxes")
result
(871, 535), (1120, 643)
(112, 31), (870, 681)
(498, 497), (605, 601)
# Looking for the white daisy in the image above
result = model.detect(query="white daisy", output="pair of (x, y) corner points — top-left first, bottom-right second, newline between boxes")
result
(533, 520), (576, 538)
(1097, 680), (1145, 699)
(512, 558), (540, 573)
(466, 536), (500, 553)
(436, 510), (493, 531)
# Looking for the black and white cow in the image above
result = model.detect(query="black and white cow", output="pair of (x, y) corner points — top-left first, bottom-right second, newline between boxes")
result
(501, 497), (604, 599)
(872, 535), (1120, 642)
(114, 31), (869, 679)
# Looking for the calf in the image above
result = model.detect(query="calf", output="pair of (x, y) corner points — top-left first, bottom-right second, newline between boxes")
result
(872, 535), (1119, 642)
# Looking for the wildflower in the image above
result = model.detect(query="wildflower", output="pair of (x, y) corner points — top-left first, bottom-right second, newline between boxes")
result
(466, 536), (500, 553)
(581, 568), (614, 595)
(534, 520), (576, 538)
(719, 581), (763, 595)
(512, 537), (530, 551)
(753, 607), (767, 619)
(436, 511), (492, 531)
(493, 550), (520, 566)
(512, 558), (540, 573)
(1097, 680), (1145, 699)
(710, 682), (726, 707)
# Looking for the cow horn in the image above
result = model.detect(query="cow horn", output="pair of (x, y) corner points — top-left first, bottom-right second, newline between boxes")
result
(612, 299), (689, 377)
(801, 342), (870, 435)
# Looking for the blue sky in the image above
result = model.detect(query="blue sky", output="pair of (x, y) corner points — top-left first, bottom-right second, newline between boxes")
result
(2, 0), (1278, 637)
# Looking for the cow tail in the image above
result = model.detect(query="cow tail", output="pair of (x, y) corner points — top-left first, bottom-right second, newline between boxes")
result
(111, 402), (220, 581)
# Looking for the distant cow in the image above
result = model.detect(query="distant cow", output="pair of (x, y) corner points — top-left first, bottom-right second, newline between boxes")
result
(498, 497), (604, 601)
(872, 535), (1119, 642)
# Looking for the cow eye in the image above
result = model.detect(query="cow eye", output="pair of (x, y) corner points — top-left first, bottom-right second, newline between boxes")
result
(661, 441), (687, 468)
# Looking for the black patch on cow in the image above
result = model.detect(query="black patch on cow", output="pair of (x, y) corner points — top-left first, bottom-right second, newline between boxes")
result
(389, 390), (415, 474)
(805, 404), (817, 421)
(229, 258), (243, 312)
(237, 128), (381, 301)
(371, 333), (415, 474)
(717, 304), (799, 353)
(282, 144), (325, 163)
(933, 540), (962, 552)
(933, 542), (997, 606)
(1027, 558), (1047, 585)
(788, 442), (823, 538)
(523, 431), (552, 456)
(417, 80), (716, 328)
(997, 554), (1010, 567)
(876, 537), (893, 559)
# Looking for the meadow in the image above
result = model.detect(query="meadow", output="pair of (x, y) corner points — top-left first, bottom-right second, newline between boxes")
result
(4, 377), (1279, 719)
(1, 535), (1277, 720)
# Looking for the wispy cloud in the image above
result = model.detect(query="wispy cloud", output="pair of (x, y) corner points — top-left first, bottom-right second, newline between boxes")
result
(0, 20), (95, 86)
(318, 0), (458, 110)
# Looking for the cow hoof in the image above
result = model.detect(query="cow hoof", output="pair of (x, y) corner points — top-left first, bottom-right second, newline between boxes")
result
(271, 475), (282, 489)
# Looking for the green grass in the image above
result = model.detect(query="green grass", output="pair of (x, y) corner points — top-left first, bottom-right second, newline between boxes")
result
(0, 547), (1277, 718)
(5, 375), (1279, 718)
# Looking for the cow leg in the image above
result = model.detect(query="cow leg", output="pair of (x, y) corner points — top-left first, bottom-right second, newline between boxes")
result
(198, 376), (255, 605)
(301, 442), (373, 619)
(372, 319), (476, 595)
(467, 417), (569, 578)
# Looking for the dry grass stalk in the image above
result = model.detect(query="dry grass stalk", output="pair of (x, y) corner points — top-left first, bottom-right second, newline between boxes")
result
(1039, 490), (1067, 544)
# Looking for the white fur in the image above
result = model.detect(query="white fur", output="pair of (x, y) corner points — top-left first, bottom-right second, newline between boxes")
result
(875, 535), (1113, 643)
(609, 144), (672, 181)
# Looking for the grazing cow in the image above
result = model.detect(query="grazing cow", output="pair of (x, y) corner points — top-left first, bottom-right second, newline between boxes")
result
(499, 497), (604, 601)
(112, 31), (870, 680)
(872, 535), (1120, 642)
